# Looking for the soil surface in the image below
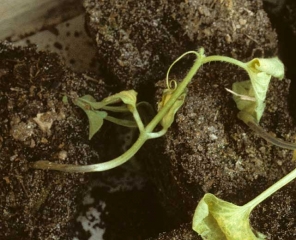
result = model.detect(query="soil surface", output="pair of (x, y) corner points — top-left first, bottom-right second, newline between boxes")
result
(83, 0), (296, 239)
(0, 42), (171, 240)
(148, 223), (200, 240)
(143, 74), (296, 239)
(2, 0), (296, 239)
(139, 1), (296, 239)
(83, 0), (277, 89)
(0, 42), (110, 239)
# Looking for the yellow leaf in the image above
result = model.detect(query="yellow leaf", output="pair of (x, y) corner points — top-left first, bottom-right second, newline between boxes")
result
(192, 193), (265, 240)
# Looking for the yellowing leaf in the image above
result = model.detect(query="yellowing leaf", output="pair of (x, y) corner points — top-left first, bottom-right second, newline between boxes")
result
(231, 57), (284, 123)
(249, 57), (284, 80)
(232, 80), (264, 123)
(192, 193), (265, 240)
(102, 90), (137, 112)
(158, 88), (187, 130)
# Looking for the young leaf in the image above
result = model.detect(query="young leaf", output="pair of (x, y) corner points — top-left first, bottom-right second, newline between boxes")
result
(102, 90), (138, 112)
(192, 193), (265, 240)
(72, 95), (108, 139)
(85, 110), (107, 140)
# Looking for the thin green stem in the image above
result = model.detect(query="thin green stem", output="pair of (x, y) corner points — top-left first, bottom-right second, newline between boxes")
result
(31, 132), (149, 172)
(244, 167), (296, 210)
(147, 128), (167, 139)
(31, 52), (204, 172)
(133, 109), (145, 132)
(102, 105), (130, 112)
(202, 55), (247, 70)
(145, 53), (249, 134)
(105, 116), (137, 128)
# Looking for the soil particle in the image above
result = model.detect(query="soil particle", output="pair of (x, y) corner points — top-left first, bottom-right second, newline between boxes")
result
(83, 0), (277, 88)
(251, 182), (296, 239)
(147, 223), (200, 240)
(0, 42), (110, 239)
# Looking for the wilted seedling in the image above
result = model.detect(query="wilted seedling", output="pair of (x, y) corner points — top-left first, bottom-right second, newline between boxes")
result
(31, 66), (190, 172)
(32, 48), (295, 173)
(30, 48), (296, 239)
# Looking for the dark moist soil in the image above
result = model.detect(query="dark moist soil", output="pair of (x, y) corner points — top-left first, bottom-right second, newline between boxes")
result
(83, 0), (296, 239)
(0, 42), (111, 239)
(2, 0), (295, 239)
(83, 0), (277, 89)
(0, 42), (172, 240)
(138, 1), (296, 240)
(144, 71), (296, 240)
(147, 223), (200, 240)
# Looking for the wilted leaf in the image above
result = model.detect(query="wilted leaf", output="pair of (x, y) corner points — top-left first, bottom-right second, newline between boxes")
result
(192, 193), (265, 240)
(231, 57), (284, 123)
(85, 110), (107, 140)
(102, 90), (137, 112)
(232, 80), (264, 122)
(247, 57), (284, 80)
(72, 95), (108, 139)
(158, 88), (187, 130)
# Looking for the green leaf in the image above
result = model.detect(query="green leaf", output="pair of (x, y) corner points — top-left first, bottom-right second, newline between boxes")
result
(85, 110), (107, 140)
(72, 95), (109, 139)
(80, 95), (97, 102)
(192, 193), (265, 240)
(73, 92), (139, 139)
